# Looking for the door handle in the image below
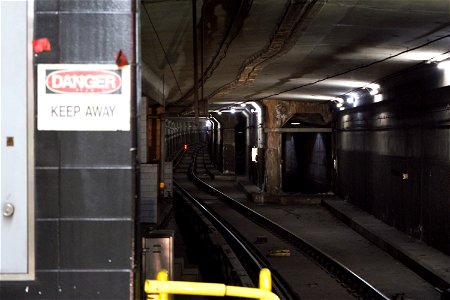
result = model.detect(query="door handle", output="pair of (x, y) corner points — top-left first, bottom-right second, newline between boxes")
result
(2, 203), (15, 217)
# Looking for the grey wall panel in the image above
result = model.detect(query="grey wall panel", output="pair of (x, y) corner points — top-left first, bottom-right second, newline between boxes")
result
(0, 272), (58, 300)
(59, 169), (132, 218)
(36, 132), (132, 167)
(59, 221), (132, 269)
(35, 221), (58, 270)
(33, 13), (60, 63)
(59, 0), (131, 12)
(1, 271), (132, 300)
(59, 132), (132, 166)
(60, 13), (133, 64)
(35, 170), (59, 218)
(35, 0), (59, 11)
(35, 132), (59, 167)
(58, 271), (131, 299)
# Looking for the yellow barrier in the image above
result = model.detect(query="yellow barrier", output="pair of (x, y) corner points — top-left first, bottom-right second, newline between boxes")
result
(145, 268), (280, 300)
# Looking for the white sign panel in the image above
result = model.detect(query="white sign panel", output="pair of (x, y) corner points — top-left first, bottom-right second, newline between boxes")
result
(38, 64), (130, 131)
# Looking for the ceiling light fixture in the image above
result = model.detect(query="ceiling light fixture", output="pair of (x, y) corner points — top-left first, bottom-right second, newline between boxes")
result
(427, 52), (450, 63)
(324, 79), (371, 88)
(366, 83), (380, 95)
(346, 93), (358, 104)
(240, 103), (246, 107)
(374, 94), (383, 102)
(334, 97), (345, 103)
(347, 92), (360, 107)
(230, 108), (236, 114)
(290, 122), (301, 125)
(437, 60), (450, 70)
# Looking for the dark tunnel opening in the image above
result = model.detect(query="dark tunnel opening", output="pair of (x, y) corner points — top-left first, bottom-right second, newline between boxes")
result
(282, 132), (332, 194)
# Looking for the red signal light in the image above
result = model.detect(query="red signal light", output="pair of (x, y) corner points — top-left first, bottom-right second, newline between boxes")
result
(184, 144), (188, 151)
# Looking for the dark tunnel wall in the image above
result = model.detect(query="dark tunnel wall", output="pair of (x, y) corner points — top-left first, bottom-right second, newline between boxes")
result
(235, 114), (247, 175)
(336, 72), (450, 255)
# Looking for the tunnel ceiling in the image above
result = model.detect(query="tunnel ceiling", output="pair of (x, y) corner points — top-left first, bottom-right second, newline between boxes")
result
(140, 0), (450, 116)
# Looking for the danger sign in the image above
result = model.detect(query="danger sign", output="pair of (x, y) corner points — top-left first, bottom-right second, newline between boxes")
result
(46, 70), (122, 94)
(37, 64), (130, 131)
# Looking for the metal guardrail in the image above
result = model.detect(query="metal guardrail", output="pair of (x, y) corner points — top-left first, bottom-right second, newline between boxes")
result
(145, 268), (280, 300)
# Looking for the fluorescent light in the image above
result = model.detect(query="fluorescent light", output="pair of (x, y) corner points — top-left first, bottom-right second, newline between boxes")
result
(346, 92), (359, 104)
(324, 79), (371, 88)
(366, 83), (380, 95)
(240, 103), (246, 107)
(374, 94), (383, 102)
(290, 122), (301, 125)
(274, 93), (344, 101)
(369, 89), (378, 96)
(399, 51), (444, 61)
(251, 147), (258, 162)
(438, 60), (450, 69)
(427, 52), (450, 63)
(217, 111), (222, 115)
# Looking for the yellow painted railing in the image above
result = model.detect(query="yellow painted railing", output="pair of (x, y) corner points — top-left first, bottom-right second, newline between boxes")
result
(145, 268), (280, 300)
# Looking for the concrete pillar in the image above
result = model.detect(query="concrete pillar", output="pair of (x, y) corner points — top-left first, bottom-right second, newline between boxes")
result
(265, 132), (282, 194)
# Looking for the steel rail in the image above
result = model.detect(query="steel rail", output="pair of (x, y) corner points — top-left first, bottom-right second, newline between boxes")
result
(173, 148), (299, 300)
(189, 147), (390, 300)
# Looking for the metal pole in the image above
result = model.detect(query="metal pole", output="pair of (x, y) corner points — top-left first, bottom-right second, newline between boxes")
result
(192, 0), (199, 125)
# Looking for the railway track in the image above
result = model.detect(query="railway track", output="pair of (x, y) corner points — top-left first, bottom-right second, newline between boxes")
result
(173, 145), (390, 300)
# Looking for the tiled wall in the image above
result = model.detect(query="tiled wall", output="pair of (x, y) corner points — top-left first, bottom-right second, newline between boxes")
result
(163, 161), (173, 197)
(140, 164), (158, 224)
(0, 1), (136, 299)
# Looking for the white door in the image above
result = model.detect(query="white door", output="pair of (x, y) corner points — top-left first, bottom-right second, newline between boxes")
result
(0, 0), (34, 280)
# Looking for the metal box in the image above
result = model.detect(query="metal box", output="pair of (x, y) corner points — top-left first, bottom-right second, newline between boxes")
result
(142, 230), (174, 281)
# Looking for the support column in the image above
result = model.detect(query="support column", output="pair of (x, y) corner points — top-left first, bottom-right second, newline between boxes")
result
(265, 131), (282, 194)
